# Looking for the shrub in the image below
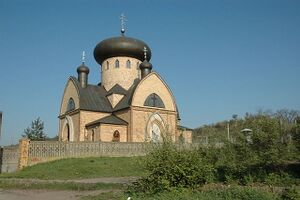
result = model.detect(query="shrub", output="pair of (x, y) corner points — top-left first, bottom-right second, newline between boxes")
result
(281, 186), (300, 200)
(130, 141), (215, 194)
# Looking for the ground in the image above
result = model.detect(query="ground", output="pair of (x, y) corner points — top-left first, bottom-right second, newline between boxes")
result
(0, 189), (107, 200)
(0, 177), (135, 200)
(0, 157), (140, 200)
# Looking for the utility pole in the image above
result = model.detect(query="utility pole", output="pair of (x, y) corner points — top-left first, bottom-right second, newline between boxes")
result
(0, 111), (2, 141)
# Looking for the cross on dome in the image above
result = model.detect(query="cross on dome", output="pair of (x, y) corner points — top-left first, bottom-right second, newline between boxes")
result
(143, 46), (148, 61)
(120, 14), (127, 35)
(82, 51), (86, 64)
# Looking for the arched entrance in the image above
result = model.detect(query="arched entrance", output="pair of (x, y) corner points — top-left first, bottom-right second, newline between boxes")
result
(61, 116), (74, 141)
(145, 113), (165, 142)
(64, 124), (70, 141)
(151, 123), (161, 142)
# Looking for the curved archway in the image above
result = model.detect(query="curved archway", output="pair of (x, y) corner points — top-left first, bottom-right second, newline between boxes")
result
(61, 115), (75, 141)
(145, 113), (166, 142)
(62, 124), (70, 141)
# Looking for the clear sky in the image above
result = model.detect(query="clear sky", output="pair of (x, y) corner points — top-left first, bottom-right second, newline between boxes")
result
(0, 0), (299, 145)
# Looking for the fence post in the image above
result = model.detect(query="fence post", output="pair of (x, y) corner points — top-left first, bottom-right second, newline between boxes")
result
(18, 138), (30, 170)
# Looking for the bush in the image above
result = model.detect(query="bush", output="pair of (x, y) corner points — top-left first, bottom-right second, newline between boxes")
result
(129, 141), (215, 194)
(281, 186), (300, 200)
(128, 114), (300, 196)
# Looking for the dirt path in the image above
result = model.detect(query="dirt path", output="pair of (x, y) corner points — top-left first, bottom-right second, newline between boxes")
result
(0, 189), (116, 200)
(0, 177), (137, 200)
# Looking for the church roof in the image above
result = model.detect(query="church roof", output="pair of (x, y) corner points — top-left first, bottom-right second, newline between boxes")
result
(113, 79), (140, 111)
(69, 74), (179, 118)
(69, 76), (139, 113)
(94, 36), (152, 64)
(70, 76), (113, 113)
(107, 84), (127, 96)
(86, 115), (128, 127)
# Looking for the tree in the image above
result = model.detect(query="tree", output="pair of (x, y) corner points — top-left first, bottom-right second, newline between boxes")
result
(22, 117), (47, 141)
(232, 114), (238, 120)
(291, 117), (300, 153)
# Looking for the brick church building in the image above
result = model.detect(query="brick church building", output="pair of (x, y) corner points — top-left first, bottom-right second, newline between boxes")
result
(58, 26), (192, 143)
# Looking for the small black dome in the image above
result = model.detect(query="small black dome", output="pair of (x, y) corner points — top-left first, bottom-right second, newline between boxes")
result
(139, 60), (153, 70)
(77, 64), (90, 74)
(93, 36), (152, 65)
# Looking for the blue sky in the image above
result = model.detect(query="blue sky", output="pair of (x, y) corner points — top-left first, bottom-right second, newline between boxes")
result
(0, 0), (299, 145)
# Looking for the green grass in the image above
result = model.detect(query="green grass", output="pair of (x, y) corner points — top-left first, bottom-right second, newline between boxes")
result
(0, 179), (123, 191)
(0, 157), (144, 180)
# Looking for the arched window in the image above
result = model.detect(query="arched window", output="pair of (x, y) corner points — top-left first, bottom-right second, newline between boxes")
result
(106, 61), (109, 70)
(136, 61), (140, 69)
(126, 60), (131, 68)
(144, 93), (165, 108)
(115, 59), (119, 68)
(66, 98), (75, 112)
(113, 130), (120, 142)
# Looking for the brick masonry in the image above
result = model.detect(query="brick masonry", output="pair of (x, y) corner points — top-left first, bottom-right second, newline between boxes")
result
(101, 57), (141, 91)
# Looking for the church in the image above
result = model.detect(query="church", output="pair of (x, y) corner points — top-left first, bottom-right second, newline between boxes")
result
(58, 22), (192, 143)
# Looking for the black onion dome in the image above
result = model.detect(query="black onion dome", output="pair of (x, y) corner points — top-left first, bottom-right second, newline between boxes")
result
(139, 60), (153, 70)
(77, 64), (90, 74)
(93, 36), (152, 65)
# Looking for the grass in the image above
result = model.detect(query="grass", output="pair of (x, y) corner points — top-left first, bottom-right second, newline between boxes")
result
(0, 157), (144, 180)
(81, 186), (281, 200)
(1, 156), (298, 200)
(0, 179), (123, 191)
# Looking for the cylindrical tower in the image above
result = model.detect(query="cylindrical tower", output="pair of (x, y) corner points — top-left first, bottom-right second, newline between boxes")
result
(93, 33), (152, 91)
(77, 64), (89, 88)
(140, 47), (153, 79)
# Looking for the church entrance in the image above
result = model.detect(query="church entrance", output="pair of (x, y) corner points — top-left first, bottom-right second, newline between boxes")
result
(146, 113), (165, 142)
(66, 124), (70, 141)
(62, 124), (70, 141)
(151, 123), (161, 142)
(61, 116), (74, 141)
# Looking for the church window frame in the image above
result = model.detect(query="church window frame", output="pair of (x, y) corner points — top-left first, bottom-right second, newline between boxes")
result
(144, 93), (165, 108)
(115, 59), (120, 68)
(66, 98), (75, 112)
(126, 60), (131, 68)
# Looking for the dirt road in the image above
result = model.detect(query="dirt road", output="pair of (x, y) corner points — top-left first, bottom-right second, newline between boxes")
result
(0, 177), (137, 200)
(0, 189), (113, 200)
